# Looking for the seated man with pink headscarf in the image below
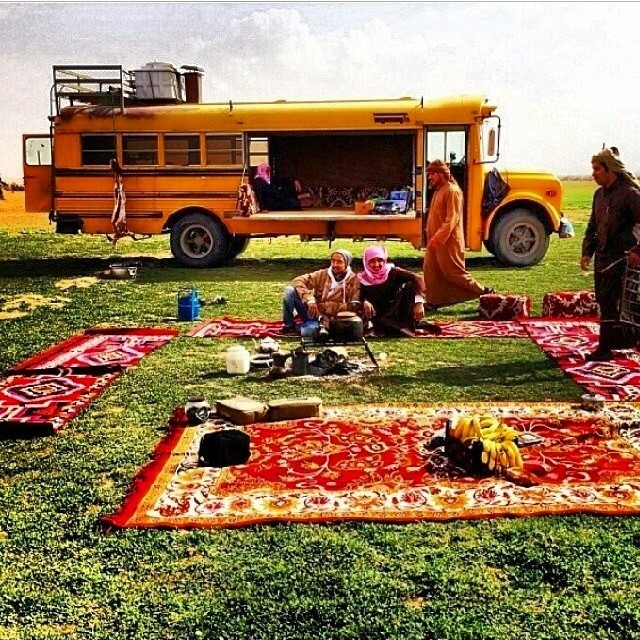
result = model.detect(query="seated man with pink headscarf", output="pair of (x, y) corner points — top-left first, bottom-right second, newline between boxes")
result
(358, 245), (438, 337)
(252, 163), (302, 211)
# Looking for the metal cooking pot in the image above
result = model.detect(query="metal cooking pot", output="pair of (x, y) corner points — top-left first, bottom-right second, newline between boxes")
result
(329, 311), (364, 342)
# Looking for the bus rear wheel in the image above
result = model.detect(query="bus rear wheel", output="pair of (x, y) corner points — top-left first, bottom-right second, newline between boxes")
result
(170, 212), (230, 268)
(224, 235), (250, 262)
(492, 208), (549, 267)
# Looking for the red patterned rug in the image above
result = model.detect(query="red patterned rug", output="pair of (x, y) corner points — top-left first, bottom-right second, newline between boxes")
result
(521, 320), (640, 401)
(103, 402), (640, 529)
(0, 328), (177, 436)
(186, 316), (528, 339)
(557, 355), (640, 402)
(521, 319), (601, 359)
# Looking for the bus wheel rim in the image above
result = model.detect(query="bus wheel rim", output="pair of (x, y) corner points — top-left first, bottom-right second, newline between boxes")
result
(508, 223), (537, 256)
(181, 224), (214, 259)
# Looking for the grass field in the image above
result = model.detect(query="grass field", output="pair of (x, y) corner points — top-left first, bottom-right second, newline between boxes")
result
(3, 181), (640, 640)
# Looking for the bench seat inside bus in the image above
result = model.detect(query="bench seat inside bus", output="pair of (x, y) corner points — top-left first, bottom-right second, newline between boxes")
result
(301, 185), (405, 208)
(249, 182), (412, 212)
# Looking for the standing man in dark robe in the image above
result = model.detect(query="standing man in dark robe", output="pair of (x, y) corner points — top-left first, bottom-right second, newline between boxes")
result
(580, 147), (640, 361)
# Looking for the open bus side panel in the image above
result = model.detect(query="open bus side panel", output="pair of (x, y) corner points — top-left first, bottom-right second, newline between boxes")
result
(23, 134), (53, 213)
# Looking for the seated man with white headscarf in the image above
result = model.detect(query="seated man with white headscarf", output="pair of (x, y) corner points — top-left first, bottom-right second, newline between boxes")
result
(280, 250), (360, 335)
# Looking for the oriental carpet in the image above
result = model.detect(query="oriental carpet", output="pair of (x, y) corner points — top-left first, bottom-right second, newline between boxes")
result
(103, 402), (640, 530)
(186, 316), (528, 339)
(522, 320), (640, 401)
(0, 327), (178, 436)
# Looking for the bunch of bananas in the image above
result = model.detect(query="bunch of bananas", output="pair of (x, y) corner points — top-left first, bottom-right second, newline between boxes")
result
(450, 414), (523, 472)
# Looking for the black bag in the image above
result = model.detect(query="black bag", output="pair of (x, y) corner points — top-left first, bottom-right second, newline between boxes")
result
(198, 430), (251, 467)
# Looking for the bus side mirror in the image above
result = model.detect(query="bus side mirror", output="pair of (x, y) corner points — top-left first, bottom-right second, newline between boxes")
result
(487, 128), (496, 157)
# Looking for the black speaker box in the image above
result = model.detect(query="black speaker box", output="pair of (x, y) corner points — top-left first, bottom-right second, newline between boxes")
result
(198, 430), (251, 467)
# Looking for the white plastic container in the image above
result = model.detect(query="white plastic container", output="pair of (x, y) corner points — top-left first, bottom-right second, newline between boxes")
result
(133, 62), (182, 101)
(226, 345), (251, 375)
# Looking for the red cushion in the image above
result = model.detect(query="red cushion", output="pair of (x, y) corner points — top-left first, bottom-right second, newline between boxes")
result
(542, 291), (599, 318)
(478, 294), (531, 320)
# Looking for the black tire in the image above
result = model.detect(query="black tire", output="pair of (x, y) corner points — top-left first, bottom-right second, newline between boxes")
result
(483, 237), (496, 255)
(224, 235), (250, 262)
(170, 212), (230, 268)
(492, 208), (549, 267)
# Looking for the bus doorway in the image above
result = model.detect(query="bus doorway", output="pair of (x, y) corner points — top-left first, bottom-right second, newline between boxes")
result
(424, 127), (468, 241)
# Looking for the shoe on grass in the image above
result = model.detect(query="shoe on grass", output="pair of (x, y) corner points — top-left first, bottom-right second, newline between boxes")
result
(416, 320), (443, 335)
(278, 325), (299, 336)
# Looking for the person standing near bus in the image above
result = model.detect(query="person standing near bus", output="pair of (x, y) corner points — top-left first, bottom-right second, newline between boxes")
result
(580, 147), (640, 361)
(422, 159), (493, 308)
(280, 249), (360, 335)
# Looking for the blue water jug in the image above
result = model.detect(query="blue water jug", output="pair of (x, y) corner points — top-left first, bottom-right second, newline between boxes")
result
(178, 287), (201, 321)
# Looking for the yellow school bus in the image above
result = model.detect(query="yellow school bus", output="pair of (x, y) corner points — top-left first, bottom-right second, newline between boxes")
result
(23, 64), (570, 267)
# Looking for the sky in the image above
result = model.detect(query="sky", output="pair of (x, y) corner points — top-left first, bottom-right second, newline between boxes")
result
(2, 1), (640, 182)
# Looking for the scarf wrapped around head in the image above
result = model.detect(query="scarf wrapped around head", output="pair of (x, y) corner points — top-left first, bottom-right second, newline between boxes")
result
(327, 250), (353, 295)
(426, 159), (457, 184)
(592, 148), (639, 186)
(255, 163), (271, 184)
(426, 159), (451, 175)
(331, 249), (352, 269)
(358, 245), (394, 286)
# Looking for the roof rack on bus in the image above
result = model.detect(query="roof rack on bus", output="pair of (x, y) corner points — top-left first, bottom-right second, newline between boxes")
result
(51, 65), (134, 115)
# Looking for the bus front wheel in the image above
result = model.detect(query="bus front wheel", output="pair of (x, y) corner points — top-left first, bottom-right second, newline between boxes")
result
(492, 208), (549, 267)
(170, 213), (230, 268)
(483, 237), (496, 255)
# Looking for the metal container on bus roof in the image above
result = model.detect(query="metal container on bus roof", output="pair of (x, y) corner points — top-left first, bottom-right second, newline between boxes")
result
(133, 62), (182, 102)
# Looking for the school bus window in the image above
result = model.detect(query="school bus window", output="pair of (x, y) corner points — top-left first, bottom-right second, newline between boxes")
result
(205, 135), (243, 165)
(165, 134), (200, 166)
(81, 134), (116, 166)
(249, 137), (268, 167)
(123, 135), (158, 166)
(25, 137), (52, 166)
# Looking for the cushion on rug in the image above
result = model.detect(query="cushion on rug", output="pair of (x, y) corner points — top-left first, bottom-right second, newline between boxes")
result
(542, 291), (600, 318)
(479, 294), (531, 320)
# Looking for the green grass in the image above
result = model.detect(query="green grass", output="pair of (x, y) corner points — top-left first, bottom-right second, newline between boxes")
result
(2, 181), (640, 640)
(561, 180), (596, 211)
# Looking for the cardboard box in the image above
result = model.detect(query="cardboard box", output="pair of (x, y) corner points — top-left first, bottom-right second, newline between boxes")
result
(267, 397), (323, 422)
(354, 200), (374, 215)
(216, 396), (268, 425)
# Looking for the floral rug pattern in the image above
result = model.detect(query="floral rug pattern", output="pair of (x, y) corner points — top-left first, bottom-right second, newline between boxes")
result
(103, 402), (640, 529)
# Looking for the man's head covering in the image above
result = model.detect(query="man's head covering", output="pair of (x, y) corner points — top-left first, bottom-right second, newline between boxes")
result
(426, 159), (458, 186)
(358, 244), (395, 286)
(426, 159), (451, 176)
(327, 249), (353, 293)
(330, 249), (352, 268)
(255, 163), (271, 184)
(592, 147), (639, 186)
